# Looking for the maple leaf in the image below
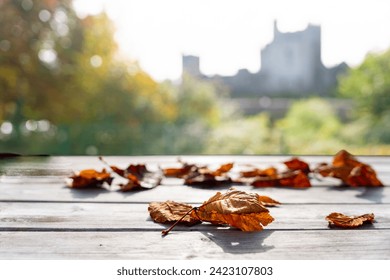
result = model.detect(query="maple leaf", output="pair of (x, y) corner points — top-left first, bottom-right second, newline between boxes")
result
(326, 212), (375, 228)
(315, 150), (383, 187)
(67, 169), (113, 188)
(148, 201), (200, 225)
(191, 189), (274, 231)
(251, 170), (311, 188)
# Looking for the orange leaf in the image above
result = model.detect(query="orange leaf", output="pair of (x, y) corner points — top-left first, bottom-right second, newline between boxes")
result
(258, 195), (281, 207)
(191, 189), (274, 231)
(68, 169), (113, 188)
(284, 157), (311, 174)
(315, 150), (383, 187)
(326, 212), (375, 228)
(240, 167), (278, 178)
(252, 170), (311, 188)
(148, 201), (200, 225)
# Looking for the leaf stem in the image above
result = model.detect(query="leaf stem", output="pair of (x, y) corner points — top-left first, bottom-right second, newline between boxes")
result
(161, 207), (198, 236)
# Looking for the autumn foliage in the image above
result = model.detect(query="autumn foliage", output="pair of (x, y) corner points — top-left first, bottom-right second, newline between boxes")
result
(148, 189), (276, 235)
(315, 150), (383, 187)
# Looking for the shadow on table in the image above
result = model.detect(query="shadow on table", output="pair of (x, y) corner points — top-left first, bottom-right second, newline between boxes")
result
(201, 228), (274, 255)
(66, 186), (110, 199)
(328, 185), (385, 203)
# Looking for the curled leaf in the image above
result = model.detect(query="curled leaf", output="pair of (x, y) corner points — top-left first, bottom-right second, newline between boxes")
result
(315, 150), (383, 187)
(284, 157), (311, 174)
(148, 201), (199, 225)
(163, 161), (234, 186)
(252, 170), (311, 188)
(326, 212), (375, 228)
(240, 167), (278, 178)
(68, 169), (113, 188)
(191, 189), (274, 231)
(100, 157), (162, 191)
(257, 195), (281, 207)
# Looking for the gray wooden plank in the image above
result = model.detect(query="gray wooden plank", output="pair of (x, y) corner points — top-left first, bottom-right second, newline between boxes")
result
(1, 183), (389, 204)
(0, 230), (389, 259)
(0, 202), (388, 230)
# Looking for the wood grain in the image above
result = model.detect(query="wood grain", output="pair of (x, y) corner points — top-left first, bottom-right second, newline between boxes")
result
(0, 230), (389, 259)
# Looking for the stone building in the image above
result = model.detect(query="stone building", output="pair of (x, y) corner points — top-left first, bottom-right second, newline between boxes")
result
(182, 21), (348, 97)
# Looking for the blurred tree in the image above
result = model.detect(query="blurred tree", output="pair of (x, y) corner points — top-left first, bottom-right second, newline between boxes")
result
(338, 48), (390, 143)
(0, 0), (176, 154)
(205, 113), (277, 154)
(277, 98), (345, 154)
(339, 49), (390, 119)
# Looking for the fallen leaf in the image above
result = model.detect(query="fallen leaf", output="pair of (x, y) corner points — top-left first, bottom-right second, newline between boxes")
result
(284, 157), (311, 174)
(252, 170), (311, 188)
(326, 212), (375, 228)
(191, 189), (274, 231)
(148, 201), (200, 225)
(315, 150), (383, 187)
(163, 161), (234, 186)
(68, 169), (113, 188)
(100, 157), (162, 191)
(163, 163), (198, 178)
(257, 195), (281, 207)
(240, 167), (278, 178)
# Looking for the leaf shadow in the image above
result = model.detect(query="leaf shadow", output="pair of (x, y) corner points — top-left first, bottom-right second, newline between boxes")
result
(200, 228), (274, 255)
(66, 185), (111, 199)
(328, 185), (385, 203)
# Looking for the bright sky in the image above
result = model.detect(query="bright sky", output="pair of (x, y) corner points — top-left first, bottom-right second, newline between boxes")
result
(74, 0), (390, 81)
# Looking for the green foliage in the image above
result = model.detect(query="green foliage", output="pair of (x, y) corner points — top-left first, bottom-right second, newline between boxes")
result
(339, 49), (390, 119)
(205, 113), (277, 154)
(276, 98), (345, 154)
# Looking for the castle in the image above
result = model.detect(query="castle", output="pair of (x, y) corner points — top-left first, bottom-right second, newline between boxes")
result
(182, 21), (348, 97)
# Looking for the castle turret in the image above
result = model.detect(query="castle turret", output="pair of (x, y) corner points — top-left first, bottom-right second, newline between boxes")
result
(182, 55), (201, 78)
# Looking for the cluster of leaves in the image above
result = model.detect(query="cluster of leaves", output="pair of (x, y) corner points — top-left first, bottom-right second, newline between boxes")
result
(148, 188), (278, 235)
(67, 150), (384, 190)
(163, 161), (233, 186)
(238, 157), (311, 188)
(314, 150), (383, 187)
(67, 157), (162, 191)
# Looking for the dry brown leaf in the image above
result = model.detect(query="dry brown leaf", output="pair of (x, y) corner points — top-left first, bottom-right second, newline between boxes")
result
(68, 169), (113, 188)
(315, 150), (383, 187)
(100, 157), (162, 191)
(252, 170), (311, 188)
(240, 167), (278, 178)
(148, 201), (199, 225)
(258, 195), (281, 207)
(284, 157), (311, 174)
(326, 212), (375, 228)
(191, 189), (274, 231)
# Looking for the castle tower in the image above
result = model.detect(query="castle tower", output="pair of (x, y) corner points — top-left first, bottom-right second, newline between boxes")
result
(182, 55), (201, 78)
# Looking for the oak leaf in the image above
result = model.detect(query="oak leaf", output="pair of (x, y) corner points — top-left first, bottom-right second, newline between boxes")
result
(68, 169), (113, 188)
(148, 201), (199, 225)
(326, 212), (375, 228)
(191, 189), (274, 231)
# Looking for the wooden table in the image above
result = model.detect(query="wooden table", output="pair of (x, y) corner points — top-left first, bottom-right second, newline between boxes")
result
(0, 155), (389, 259)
